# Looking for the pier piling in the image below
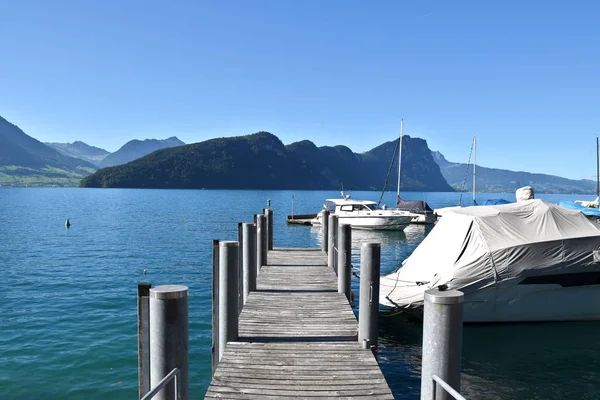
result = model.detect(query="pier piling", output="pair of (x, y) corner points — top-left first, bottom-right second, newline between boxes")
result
(321, 210), (330, 252)
(327, 214), (339, 274)
(241, 223), (257, 305)
(358, 243), (380, 353)
(137, 282), (152, 399)
(264, 208), (273, 250)
(421, 289), (464, 400)
(337, 223), (352, 302)
(211, 240), (219, 375)
(218, 241), (239, 363)
(256, 214), (266, 271)
(149, 285), (189, 400)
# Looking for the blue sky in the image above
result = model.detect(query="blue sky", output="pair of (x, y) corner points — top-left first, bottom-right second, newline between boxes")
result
(1, 0), (599, 180)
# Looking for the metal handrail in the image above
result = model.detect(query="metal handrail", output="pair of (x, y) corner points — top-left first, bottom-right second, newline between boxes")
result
(432, 374), (467, 400)
(141, 368), (180, 400)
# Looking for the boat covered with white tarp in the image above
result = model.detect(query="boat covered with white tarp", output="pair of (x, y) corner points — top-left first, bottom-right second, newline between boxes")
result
(380, 199), (600, 322)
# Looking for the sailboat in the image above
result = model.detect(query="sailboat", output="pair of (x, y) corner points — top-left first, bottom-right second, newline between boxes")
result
(394, 120), (435, 224)
(433, 135), (478, 217)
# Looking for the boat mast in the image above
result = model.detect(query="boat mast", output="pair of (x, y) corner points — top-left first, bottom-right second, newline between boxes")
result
(596, 135), (600, 197)
(397, 119), (404, 201)
(473, 135), (476, 204)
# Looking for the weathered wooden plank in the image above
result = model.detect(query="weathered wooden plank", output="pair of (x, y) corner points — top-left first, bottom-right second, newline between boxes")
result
(205, 392), (394, 400)
(206, 385), (394, 397)
(205, 248), (393, 399)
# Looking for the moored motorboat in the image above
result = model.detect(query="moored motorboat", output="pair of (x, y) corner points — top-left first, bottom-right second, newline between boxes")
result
(312, 194), (413, 231)
(380, 199), (600, 322)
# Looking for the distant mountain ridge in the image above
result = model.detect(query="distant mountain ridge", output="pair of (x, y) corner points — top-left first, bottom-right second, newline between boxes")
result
(0, 116), (95, 186)
(432, 150), (597, 194)
(45, 141), (109, 167)
(80, 131), (454, 191)
(99, 137), (185, 168)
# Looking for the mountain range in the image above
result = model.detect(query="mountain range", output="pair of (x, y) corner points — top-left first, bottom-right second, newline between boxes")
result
(45, 141), (110, 167)
(99, 137), (185, 168)
(0, 116), (95, 186)
(432, 151), (597, 194)
(79, 132), (453, 191)
(2, 113), (598, 193)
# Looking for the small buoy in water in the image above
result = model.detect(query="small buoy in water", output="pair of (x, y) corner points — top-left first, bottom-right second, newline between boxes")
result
(65, 219), (71, 228)
(143, 269), (147, 276)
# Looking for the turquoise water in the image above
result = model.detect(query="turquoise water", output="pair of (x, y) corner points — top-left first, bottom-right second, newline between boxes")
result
(1, 188), (600, 399)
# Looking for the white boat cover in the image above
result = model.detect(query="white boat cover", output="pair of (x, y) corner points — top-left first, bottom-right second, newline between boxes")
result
(515, 186), (534, 201)
(380, 199), (600, 307)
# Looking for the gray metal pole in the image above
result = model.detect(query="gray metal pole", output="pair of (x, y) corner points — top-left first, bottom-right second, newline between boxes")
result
(237, 223), (243, 314)
(242, 222), (257, 305)
(337, 224), (352, 301)
(358, 242), (380, 352)
(420, 289), (464, 400)
(138, 282), (152, 399)
(218, 241), (239, 362)
(321, 210), (330, 252)
(256, 214), (266, 271)
(327, 214), (339, 273)
(265, 208), (274, 250)
(211, 239), (219, 376)
(149, 285), (189, 400)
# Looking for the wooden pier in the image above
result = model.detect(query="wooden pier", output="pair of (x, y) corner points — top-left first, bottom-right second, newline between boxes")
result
(205, 247), (394, 399)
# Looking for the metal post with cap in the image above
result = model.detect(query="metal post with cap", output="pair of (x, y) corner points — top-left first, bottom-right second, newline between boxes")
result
(241, 222), (257, 305)
(218, 240), (239, 362)
(327, 214), (339, 273)
(420, 288), (464, 400)
(149, 285), (189, 400)
(321, 210), (330, 252)
(337, 223), (352, 302)
(137, 282), (152, 399)
(358, 242), (380, 353)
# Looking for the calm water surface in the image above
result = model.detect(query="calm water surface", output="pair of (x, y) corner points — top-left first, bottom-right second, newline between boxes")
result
(1, 188), (599, 399)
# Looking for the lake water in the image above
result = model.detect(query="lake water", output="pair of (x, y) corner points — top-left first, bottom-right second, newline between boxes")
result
(1, 188), (600, 399)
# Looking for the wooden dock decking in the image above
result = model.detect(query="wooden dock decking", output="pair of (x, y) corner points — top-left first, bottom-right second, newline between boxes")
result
(205, 248), (394, 399)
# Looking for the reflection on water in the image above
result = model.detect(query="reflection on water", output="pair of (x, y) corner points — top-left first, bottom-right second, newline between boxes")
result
(309, 222), (434, 275)
(377, 314), (600, 400)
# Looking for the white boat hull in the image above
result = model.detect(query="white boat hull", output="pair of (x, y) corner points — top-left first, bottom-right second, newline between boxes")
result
(407, 212), (435, 224)
(382, 279), (600, 322)
(463, 281), (600, 322)
(312, 213), (411, 231)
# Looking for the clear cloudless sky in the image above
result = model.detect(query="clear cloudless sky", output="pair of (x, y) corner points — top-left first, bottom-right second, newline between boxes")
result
(1, 0), (599, 179)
